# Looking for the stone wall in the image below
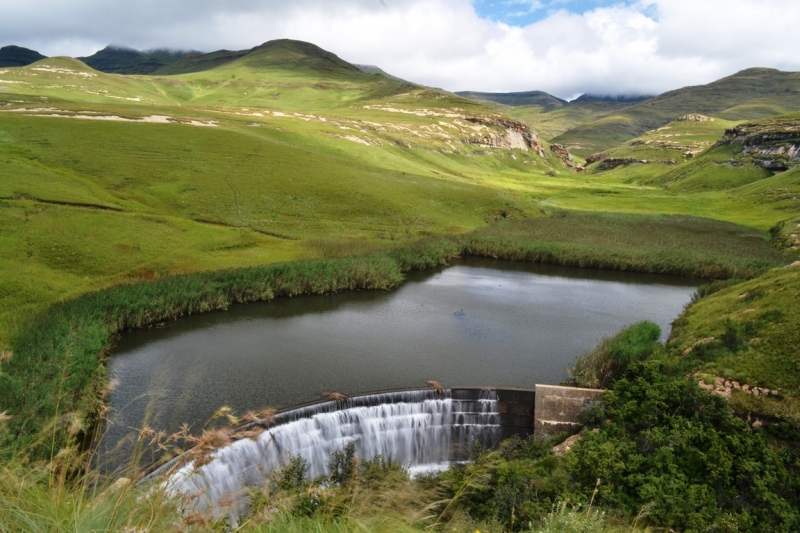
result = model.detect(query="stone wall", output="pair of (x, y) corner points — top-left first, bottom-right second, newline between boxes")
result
(533, 384), (605, 438)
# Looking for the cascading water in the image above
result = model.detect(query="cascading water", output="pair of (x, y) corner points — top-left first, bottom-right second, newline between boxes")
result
(159, 389), (501, 519)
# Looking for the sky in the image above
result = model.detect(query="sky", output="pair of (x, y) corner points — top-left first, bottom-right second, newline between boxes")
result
(2, 0), (799, 99)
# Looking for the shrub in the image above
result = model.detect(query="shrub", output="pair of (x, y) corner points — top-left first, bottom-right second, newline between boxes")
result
(565, 358), (800, 531)
(328, 441), (358, 486)
(568, 321), (661, 389)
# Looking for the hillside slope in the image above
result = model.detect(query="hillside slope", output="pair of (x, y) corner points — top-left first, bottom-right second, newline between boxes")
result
(507, 96), (646, 141)
(643, 113), (800, 191)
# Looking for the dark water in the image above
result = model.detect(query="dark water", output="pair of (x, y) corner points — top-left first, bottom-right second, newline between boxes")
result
(103, 258), (701, 463)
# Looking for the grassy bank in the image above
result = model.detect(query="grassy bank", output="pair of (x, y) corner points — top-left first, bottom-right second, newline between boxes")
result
(0, 211), (788, 460)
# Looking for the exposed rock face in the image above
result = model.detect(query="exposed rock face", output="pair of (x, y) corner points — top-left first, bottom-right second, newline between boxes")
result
(550, 143), (584, 171)
(463, 116), (546, 157)
(693, 372), (780, 399)
(677, 114), (713, 122)
(717, 120), (800, 171)
(551, 433), (582, 457)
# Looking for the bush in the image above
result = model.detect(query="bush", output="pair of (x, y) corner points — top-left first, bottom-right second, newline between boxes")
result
(328, 441), (358, 486)
(273, 453), (309, 492)
(565, 358), (800, 531)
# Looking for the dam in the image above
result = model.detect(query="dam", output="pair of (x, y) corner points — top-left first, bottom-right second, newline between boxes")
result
(150, 385), (603, 518)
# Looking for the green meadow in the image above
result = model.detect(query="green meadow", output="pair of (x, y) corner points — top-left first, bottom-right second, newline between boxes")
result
(1, 39), (799, 531)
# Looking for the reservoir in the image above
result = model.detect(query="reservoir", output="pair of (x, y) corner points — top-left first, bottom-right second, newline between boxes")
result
(103, 258), (701, 465)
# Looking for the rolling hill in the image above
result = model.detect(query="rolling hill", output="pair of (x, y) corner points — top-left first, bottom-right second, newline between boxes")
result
(641, 113), (800, 192)
(505, 95), (647, 141)
(0, 40), (572, 341)
(553, 67), (800, 157)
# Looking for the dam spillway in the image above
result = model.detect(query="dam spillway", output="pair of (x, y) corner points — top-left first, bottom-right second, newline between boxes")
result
(159, 389), (503, 514)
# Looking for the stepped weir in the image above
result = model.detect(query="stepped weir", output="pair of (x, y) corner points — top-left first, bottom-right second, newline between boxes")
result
(145, 385), (602, 518)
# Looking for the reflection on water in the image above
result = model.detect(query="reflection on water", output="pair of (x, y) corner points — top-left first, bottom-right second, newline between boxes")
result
(103, 258), (701, 465)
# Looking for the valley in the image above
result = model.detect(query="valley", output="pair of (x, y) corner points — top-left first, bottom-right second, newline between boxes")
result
(1, 37), (799, 532)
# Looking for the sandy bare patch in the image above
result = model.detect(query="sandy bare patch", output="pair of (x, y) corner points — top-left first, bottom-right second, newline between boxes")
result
(31, 66), (96, 77)
(0, 107), (64, 113)
(105, 95), (142, 102)
(186, 120), (218, 127)
(16, 112), (213, 127)
(142, 115), (172, 123)
(362, 105), (463, 119)
(342, 135), (371, 145)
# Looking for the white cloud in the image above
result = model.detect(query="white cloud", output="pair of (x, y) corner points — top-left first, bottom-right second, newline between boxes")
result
(1, 0), (799, 98)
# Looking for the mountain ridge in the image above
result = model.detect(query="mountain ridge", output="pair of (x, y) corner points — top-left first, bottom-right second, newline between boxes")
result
(0, 45), (46, 67)
(78, 45), (200, 74)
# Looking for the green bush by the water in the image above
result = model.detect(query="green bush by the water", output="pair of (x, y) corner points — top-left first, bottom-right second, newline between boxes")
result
(567, 358), (800, 531)
(567, 321), (662, 389)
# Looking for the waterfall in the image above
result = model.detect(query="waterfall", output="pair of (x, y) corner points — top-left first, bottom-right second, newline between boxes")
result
(160, 389), (501, 518)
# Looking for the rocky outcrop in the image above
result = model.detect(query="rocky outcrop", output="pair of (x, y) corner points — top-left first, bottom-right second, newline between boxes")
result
(550, 143), (584, 171)
(463, 117), (546, 156)
(717, 120), (800, 171)
(585, 152), (610, 165)
(677, 114), (713, 122)
(693, 372), (780, 399)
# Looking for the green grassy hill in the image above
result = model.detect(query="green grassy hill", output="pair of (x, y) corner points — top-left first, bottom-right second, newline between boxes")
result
(2, 47), (798, 346)
(0, 46), (572, 342)
(554, 68), (800, 157)
(581, 114), (738, 181)
(641, 113), (800, 192)
(506, 96), (645, 141)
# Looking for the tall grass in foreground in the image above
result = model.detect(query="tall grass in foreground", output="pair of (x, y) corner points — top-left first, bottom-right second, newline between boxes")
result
(0, 211), (789, 461)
